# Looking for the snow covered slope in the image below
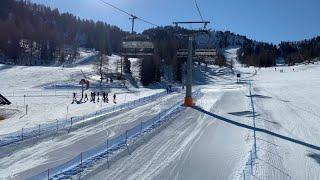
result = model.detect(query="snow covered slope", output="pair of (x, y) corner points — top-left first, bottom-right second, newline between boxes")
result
(1, 46), (319, 180)
(250, 63), (320, 179)
(0, 53), (159, 134)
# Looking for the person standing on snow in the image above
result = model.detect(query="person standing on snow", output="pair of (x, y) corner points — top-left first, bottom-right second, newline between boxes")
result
(113, 93), (116, 104)
(92, 92), (96, 103)
(72, 92), (77, 104)
(84, 93), (88, 102)
(90, 92), (93, 102)
(102, 92), (106, 103)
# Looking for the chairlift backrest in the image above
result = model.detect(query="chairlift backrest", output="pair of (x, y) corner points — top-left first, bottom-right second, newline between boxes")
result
(177, 48), (217, 58)
(121, 35), (154, 57)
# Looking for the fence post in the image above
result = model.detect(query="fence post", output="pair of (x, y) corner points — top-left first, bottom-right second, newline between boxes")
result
(250, 150), (253, 174)
(243, 170), (245, 180)
(21, 128), (24, 140)
(68, 118), (73, 133)
(125, 130), (128, 144)
(47, 169), (50, 180)
(38, 125), (41, 136)
(56, 120), (59, 131)
(125, 130), (130, 155)
(106, 139), (109, 168)
(80, 152), (83, 168)
(66, 106), (69, 121)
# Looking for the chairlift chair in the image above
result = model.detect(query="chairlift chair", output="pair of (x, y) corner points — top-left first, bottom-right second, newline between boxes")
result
(121, 35), (154, 57)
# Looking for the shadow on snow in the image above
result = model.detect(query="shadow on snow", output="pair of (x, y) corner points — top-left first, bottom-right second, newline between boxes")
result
(192, 106), (320, 151)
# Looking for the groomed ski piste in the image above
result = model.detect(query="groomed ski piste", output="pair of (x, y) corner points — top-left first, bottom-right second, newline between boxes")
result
(1, 48), (320, 180)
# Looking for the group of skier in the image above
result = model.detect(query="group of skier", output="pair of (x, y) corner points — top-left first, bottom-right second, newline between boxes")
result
(72, 92), (117, 104)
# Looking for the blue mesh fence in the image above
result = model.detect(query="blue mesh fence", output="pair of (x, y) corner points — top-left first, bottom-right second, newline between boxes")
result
(127, 123), (142, 138)
(27, 170), (48, 180)
(108, 134), (126, 150)
(0, 90), (170, 147)
(50, 154), (82, 179)
(82, 143), (107, 163)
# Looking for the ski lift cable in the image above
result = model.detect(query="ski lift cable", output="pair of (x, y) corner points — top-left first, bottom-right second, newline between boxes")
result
(194, 0), (204, 22)
(98, 0), (159, 27)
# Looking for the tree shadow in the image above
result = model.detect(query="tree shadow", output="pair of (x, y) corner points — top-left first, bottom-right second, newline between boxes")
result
(228, 111), (252, 116)
(307, 152), (320, 165)
(192, 106), (320, 151)
(256, 117), (282, 127)
(246, 94), (272, 99)
(228, 110), (263, 119)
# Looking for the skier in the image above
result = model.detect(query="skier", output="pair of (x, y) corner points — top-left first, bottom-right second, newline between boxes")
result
(84, 93), (88, 102)
(90, 92), (94, 102)
(102, 92), (106, 103)
(92, 92), (96, 103)
(113, 93), (116, 104)
(72, 92), (77, 104)
(97, 92), (100, 102)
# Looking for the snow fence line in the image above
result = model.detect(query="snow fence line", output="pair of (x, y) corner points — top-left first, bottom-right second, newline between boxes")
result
(239, 80), (257, 180)
(28, 90), (202, 180)
(43, 83), (127, 90)
(0, 88), (180, 147)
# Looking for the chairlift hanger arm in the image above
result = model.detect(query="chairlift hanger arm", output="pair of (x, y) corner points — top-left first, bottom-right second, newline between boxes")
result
(173, 21), (210, 26)
(173, 21), (210, 30)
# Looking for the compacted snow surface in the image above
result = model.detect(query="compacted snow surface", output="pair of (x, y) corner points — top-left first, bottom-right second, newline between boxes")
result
(0, 48), (319, 180)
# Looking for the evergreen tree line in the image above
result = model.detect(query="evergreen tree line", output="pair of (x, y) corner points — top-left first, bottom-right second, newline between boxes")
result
(237, 41), (279, 67)
(1, 0), (319, 85)
(142, 26), (191, 83)
(0, 0), (127, 65)
(237, 36), (320, 67)
(279, 37), (320, 65)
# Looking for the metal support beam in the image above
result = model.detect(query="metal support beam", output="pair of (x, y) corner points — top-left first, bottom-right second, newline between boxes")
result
(184, 36), (193, 107)
(173, 20), (210, 107)
(120, 56), (123, 78)
(129, 15), (137, 34)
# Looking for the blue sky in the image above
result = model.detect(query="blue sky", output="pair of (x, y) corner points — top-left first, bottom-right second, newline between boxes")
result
(31, 0), (320, 44)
